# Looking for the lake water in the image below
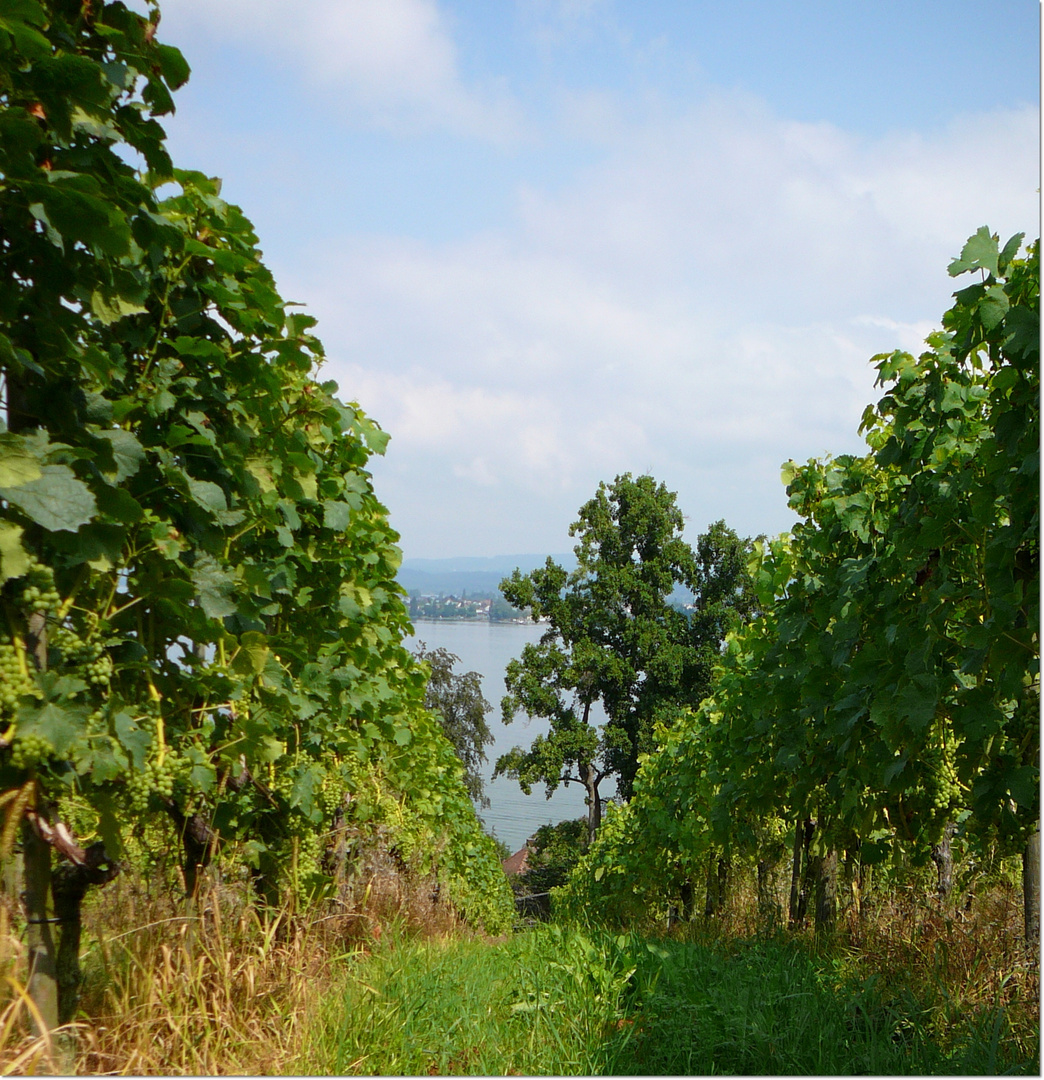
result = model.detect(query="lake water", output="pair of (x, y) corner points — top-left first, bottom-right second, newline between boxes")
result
(404, 619), (613, 853)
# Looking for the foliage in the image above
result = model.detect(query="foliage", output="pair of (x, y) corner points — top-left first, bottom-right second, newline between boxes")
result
(555, 708), (714, 923)
(414, 643), (494, 807)
(496, 473), (755, 842)
(0, 0), (511, 941)
(515, 816), (587, 895)
(489, 594), (525, 621)
(560, 228), (1038, 925)
(709, 227), (1038, 864)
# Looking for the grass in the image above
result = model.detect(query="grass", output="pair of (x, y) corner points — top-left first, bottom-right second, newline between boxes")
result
(299, 921), (1039, 1076)
(0, 860), (1036, 1074)
(603, 934), (1033, 1075)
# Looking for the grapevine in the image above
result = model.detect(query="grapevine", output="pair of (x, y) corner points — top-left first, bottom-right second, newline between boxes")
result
(9, 733), (52, 771)
(0, 0), (515, 996)
(0, 637), (34, 719)
(17, 558), (61, 616)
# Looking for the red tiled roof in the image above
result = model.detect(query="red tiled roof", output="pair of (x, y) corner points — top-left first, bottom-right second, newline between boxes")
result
(502, 841), (532, 876)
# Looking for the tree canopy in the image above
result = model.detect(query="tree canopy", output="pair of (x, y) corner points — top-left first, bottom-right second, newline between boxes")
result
(495, 473), (756, 841)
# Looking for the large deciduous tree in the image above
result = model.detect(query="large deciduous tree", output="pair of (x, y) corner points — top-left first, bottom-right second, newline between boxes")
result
(495, 473), (755, 842)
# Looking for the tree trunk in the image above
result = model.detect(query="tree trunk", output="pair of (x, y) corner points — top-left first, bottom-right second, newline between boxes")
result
(162, 796), (213, 898)
(812, 848), (837, 933)
(22, 820), (70, 1071)
(703, 857), (718, 918)
(842, 847), (861, 921)
(1023, 828), (1040, 947)
(718, 853), (729, 911)
(322, 802), (352, 885)
(789, 818), (812, 926)
(583, 762), (601, 845)
(52, 870), (82, 1029)
(52, 842), (119, 1027)
(788, 822), (802, 925)
(680, 878), (694, 922)
(703, 853), (729, 918)
(21, 583), (65, 1066)
(757, 852), (781, 931)
(931, 822), (956, 902)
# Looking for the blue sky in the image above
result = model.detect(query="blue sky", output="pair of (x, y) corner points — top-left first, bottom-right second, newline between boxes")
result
(154, 1), (1039, 558)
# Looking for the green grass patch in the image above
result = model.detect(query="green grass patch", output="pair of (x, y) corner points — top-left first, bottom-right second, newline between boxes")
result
(607, 934), (1033, 1075)
(300, 925), (1038, 1075)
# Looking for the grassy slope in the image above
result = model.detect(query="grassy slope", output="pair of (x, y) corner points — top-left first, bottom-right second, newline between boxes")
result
(1, 868), (1034, 1074)
(299, 923), (1038, 1076)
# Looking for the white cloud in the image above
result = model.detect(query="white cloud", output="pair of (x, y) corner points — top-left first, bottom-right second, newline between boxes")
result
(273, 91), (1037, 555)
(163, 0), (523, 139)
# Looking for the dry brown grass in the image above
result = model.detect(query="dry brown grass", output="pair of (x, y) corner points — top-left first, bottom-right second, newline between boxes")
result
(675, 863), (1039, 1064)
(0, 841), (468, 1076)
(839, 881), (1040, 1059)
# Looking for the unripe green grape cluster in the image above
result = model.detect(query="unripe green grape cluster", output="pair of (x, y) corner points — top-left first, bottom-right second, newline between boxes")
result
(284, 827), (323, 898)
(10, 732), (52, 770)
(0, 637), (33, 716)
(319, 777), (346, 816)
(126, 750), (189, 812)
(269, 767), (295, 801)
(51, 627), (112, 687)
(18, 559), (61, 615)
(85, 652), (114, 687)
(125, 769), (153, 813)
(923, 730), (961, 813)
(86, 707), (107, 733)
(52, 625), (88, 658)
(297, 828), (321, 877)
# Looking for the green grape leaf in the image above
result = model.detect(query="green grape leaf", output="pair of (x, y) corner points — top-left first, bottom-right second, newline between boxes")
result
(997, 232), (1026, 272)
(0, 435), (43, 488)
(948, 226), (999, 278)
(191, 553), (237, 619)
(289, 763), (322, 822)
(90, 291), (149, 325)
(244, 458), (276, 493)
(0, 522), (29, 583)
(114, 711), (151, 771)
(95, 428), (145, 482)
(979, 284), (1010, 331)
(92, 789), (126, 860)
(256, 736), (285, 764)
(185, 744), (216, 793)
(83, 742), (122, 784)
(94, 484), (145, 523)
(1008, 764), (1038, 809)
(235, 631), (270, 674)
(322, 500), (352, 532)
(187, 478), (228, 515)
(0, 465), (96, 532)
(154, 43), (191, 89)
(17, 700), (88, 755)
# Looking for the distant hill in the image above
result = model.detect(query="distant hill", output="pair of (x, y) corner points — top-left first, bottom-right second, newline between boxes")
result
(398, 553), (693, 606)
(398, 554), (575, 598)
(402, 554), (578, 574)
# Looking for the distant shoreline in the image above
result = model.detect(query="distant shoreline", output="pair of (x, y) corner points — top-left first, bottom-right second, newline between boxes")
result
(410, 615), (536, 625)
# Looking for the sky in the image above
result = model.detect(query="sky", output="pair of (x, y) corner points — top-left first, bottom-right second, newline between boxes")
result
(152, 1), (1039, 559)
